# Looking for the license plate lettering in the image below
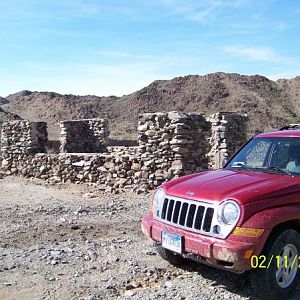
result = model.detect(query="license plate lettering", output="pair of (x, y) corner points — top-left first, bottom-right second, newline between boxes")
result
(161, 231), (182, 254)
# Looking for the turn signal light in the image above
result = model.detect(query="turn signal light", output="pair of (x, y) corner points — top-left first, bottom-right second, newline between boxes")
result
(233, 227), (264, 237)
(244, 249), (254, 259)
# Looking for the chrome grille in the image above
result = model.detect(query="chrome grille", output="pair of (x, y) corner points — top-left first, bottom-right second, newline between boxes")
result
(157, 197), (215, 234)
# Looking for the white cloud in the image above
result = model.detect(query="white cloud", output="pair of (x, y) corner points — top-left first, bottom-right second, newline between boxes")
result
(0, 0), (253, 25)
(274, 21), (291, 31)
(51, 0), (252, 23)
(160, 0), (250, 23)
(264, 67), (300, 81)
(224, 45), (278, 62)
(266, 73), (293, 80)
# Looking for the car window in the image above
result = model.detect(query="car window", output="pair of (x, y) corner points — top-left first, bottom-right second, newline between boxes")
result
(245, 140), (272, 167)
(226, 137), (300, 176)
(284, 141), (300, 175)
(270, 140), (291, 168)
(229, 139), (273, 168)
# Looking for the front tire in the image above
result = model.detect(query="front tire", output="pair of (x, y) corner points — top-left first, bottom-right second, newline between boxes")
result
(157, 245), (186, 266)
(250, 229), (300, 300)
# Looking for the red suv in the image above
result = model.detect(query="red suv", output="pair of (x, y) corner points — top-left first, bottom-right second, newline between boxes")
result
(142, 126), (300, 300)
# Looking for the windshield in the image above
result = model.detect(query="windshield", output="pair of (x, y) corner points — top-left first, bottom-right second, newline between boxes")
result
(225, 137), (300, 176)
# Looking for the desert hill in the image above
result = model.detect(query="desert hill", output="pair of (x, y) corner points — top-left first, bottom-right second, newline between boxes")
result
(1, 72), (300, 139)
(0, 96), (8, 106)
(0, 107), (20, 122)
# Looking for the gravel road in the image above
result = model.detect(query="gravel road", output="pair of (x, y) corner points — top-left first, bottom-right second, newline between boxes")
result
(1, 176), (300, 300)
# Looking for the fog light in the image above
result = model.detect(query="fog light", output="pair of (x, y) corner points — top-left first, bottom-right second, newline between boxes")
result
(213, 225), (221, 234)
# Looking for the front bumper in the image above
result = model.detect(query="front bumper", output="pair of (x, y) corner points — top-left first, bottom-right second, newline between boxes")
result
(142, 214), (266, 272)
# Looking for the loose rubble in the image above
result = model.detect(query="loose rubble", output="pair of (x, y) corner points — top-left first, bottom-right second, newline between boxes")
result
(0, 176), (276, 300)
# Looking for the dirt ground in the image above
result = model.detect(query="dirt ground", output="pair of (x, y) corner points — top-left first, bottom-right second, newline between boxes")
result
(1, 176), (300, 300)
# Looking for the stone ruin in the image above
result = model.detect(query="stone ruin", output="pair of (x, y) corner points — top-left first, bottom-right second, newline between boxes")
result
(60, 119), (109, 153)
(207, 112), (248, 169)
(0, 112), (248, 193)
(1, 121), (48, 155)
(138, 112), (211, 187)
(0, 121), (48, 174)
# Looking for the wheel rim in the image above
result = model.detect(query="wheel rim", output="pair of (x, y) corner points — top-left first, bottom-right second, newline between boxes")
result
(276, 244), (298, 288)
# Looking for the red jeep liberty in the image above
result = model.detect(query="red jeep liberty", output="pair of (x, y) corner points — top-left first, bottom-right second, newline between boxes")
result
(142, 126), (300, 300)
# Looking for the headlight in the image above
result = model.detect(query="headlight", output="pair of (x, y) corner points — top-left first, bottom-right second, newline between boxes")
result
(153, 188), (165, 218)
(218, 200), (241, 225)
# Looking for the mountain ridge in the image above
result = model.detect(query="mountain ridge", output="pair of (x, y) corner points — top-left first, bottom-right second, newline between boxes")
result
(1, 72), (300, 139)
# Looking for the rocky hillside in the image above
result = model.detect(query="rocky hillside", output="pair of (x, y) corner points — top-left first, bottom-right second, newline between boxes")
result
(1, 72), (300, 139)
(0, 107), (20, 122)
(0, 96), (9, 106)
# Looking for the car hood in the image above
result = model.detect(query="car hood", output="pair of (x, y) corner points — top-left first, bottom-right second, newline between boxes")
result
(163, 169), (300, 205)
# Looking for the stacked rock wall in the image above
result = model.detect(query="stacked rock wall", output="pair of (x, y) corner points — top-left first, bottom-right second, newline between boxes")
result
(1, 120), (47, 155)
(4, 150), (144, 193)
(1, 112), (248, 192)
(1, 120), (48, 174)
(60, 119), (109, 153)
(0, 120), (144, 191)
(207, 112), (248, 169)
(138, 111), (211, 188)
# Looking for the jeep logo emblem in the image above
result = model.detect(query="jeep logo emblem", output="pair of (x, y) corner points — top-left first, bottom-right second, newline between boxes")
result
(186, 191), (195, 196)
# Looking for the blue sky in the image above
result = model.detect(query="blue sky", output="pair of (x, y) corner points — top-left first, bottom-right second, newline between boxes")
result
(0, 0), (300, 97)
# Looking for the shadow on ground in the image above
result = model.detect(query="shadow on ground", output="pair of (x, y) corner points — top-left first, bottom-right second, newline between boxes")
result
(178, 260), (300, 299)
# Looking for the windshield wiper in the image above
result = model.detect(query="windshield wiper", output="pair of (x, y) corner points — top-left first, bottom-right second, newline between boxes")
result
(254, 166), (293, 176)
(265, 166), (293, 176)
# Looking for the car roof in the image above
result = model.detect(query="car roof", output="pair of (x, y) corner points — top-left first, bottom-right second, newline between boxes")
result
(256, 130), (300, 138)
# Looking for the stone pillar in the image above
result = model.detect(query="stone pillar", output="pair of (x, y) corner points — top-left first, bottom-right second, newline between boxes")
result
(1, 121), (47, 155)
(60, 118), (109, 153)
(1, 120), (48, 173)
(138, 111), (211, 187)
(207, 112), (248, 169)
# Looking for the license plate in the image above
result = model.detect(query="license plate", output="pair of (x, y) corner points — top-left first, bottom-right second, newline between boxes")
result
(161, 231), (183, 254)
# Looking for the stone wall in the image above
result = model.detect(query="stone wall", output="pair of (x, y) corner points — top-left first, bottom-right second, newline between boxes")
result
(138, 111), (211, 188)
(1, 120), (48, 174)
(207, 112), (248, 169)
(1, 120), (48, 155)
(60, 119), (109, 153)
(2, 150), (145, 193)
(1, 112), (248, 192)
